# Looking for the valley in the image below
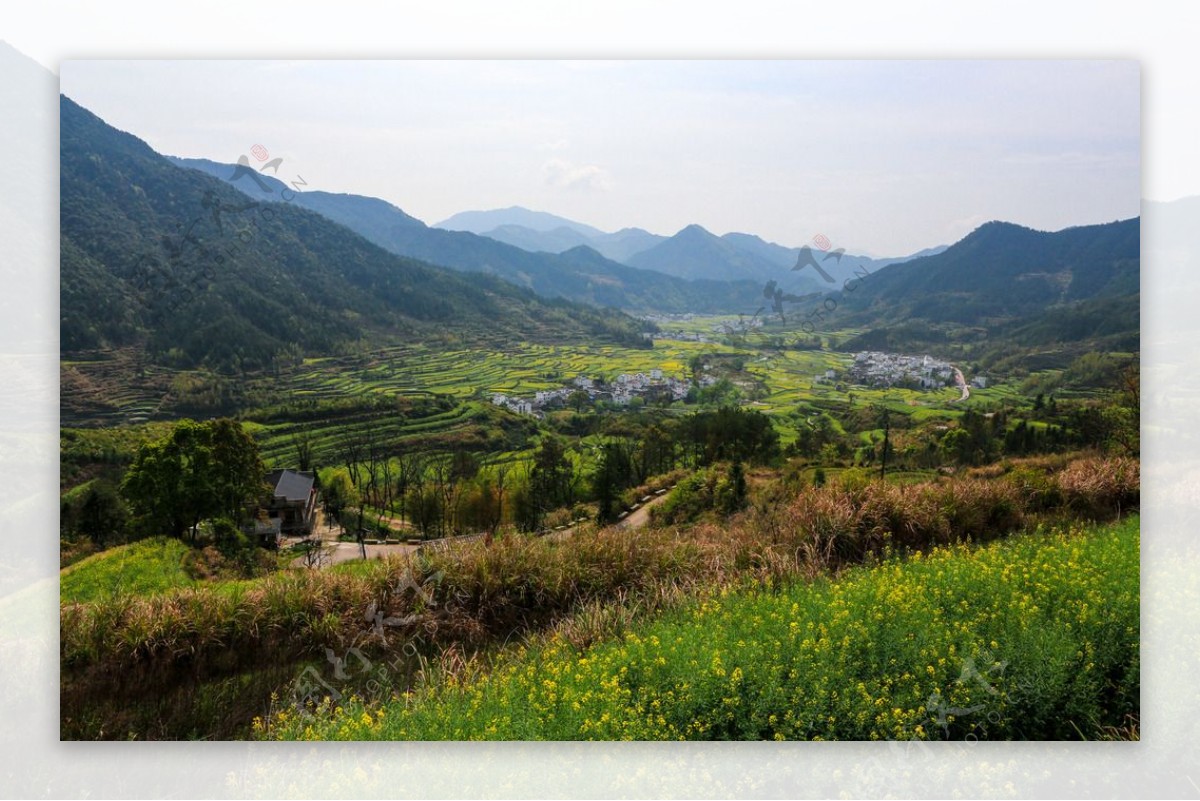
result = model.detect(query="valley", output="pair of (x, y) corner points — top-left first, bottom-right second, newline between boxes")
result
(56, 81), (1142, 745)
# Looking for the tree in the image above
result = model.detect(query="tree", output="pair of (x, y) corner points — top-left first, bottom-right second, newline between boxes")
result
(937, 427), (972, 466)
(530, 437), (575, 511)
(484, 460), (512, 544)
(408, 484), (443, 538)
(682, 406), (780, 467)
(876, 405), (891, 479)
(568, 390), (590, 412)
(208, 418), (267, 523)
(77, 480), (127, 547)
(450, 449), (481, 482)
(322, 468), (359, 528)
(121, 418), (266, 541)
(638, 424), (676, 478)
(718, 461), (748, 514)
(1109, 356), (1140, 456)
(292, 426), (315, 472)
(593, 439), (633, 524)
(510, 469), (542, 533)
(393, 452), (424, 525)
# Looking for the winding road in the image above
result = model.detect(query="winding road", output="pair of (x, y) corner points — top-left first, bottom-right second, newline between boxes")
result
(291, 487), (677, 568)
(952, 367), (970, 403)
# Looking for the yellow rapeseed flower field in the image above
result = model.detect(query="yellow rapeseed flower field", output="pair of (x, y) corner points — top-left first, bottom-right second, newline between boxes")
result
(263, 515), (1138, 741)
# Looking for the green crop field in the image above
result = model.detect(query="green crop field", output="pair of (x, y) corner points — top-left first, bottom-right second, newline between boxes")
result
(61, 322), (1034, 493)
(259, 515), (1138, 741)
(60, 537), (197, 604)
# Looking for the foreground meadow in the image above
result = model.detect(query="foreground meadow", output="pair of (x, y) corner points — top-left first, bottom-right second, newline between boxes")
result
(259, 514), (1138, 741)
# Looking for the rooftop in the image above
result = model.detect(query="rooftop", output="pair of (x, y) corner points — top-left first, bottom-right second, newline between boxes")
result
(267, 469), (315, 503)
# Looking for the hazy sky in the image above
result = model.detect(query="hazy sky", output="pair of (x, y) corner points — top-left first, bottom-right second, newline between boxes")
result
(61, 59), (1139, 256)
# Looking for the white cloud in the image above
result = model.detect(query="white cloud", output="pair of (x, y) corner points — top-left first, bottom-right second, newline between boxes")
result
(541, 157), (613, 191)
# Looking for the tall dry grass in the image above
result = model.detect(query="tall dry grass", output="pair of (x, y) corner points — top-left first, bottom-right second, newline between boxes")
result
(61, 454), (1139, 738)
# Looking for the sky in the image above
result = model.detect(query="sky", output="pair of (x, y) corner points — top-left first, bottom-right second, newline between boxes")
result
(60, 59), (1140, 256)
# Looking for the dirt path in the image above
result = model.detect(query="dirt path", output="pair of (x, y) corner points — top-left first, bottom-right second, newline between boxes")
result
(546, 487), (674, 542)
(377, 515), (414, 532)
(287, 508), (418, 568)
(292, 488), (676, 566)
(613, 493), (670, 529)
(951, 367), (970, 402)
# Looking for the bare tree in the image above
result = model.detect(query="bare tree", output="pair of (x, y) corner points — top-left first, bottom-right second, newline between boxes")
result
(394, 451), (424, 526)
(362, 434), (385, 510)
(301, 540), (333, 570)
(292, 425), (315, 472)
(427, 455), (453, 538)
(487, 461), (512, 545)
(380, 451), (394, 516)
(337, 428), (367, 488)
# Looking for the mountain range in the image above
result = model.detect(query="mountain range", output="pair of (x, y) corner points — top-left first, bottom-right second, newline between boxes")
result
(836, 217), (1139, 357)
(173, 162), (950, 301)
(169, 158), (772, 314)
(61, 96), (651, 372)
(436, 206), (947, 288)
(64, 92), (1139, 377)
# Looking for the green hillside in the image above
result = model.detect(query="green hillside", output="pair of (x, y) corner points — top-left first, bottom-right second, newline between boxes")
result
(169, 157), (768, 314)
(60, 95), (649, 373)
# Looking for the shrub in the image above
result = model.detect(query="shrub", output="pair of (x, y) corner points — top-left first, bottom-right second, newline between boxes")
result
(1005, 465), (1063, 513)
(1056, 456), (1139, 519)
(260, 516), (1140, 741)
(651, 471), (717, 526)
(62, 454), (1139, 739)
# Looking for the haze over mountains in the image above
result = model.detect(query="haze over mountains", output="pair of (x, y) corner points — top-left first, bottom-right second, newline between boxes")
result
(437, 207), (668, 264)
(170, 157), (770, 314)
(437, 206), (947, 287)
(61, 96), (650, 372)
(64, 92), (1140, 378)
(175, 159), (945, 300)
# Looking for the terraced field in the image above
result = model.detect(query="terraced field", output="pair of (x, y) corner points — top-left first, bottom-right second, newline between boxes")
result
(249, 401), (491, 467)
(242, 339), (746, 469)
(280, 341), (724, 401)
(61, 352), (176, 428)
(62, 321), (1018, 488)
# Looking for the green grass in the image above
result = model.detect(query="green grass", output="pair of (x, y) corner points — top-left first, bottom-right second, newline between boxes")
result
(60, 537), (197, 604)
(65, 329), (1019, 487)
(261, 515), (1138, 741)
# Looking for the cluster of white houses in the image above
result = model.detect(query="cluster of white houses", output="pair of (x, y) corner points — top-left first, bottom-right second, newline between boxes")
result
(491, 370), (706, 417)
(638, 314), (716, 343)
(652, 330), (713, 343)
(846, 351), (957, 390)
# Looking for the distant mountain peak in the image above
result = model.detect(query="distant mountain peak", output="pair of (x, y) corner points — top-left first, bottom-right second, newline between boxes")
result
(435, 207), (606, 238)
(59, 94), (655, 368)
